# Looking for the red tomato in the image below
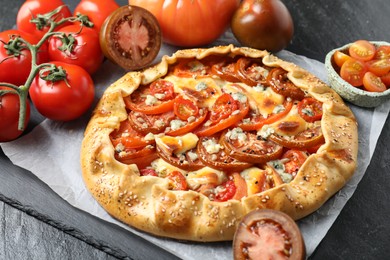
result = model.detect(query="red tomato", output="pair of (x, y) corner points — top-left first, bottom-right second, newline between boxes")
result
(29, 61), (95, 121)
(214, 180), (237, 202)
(282, 150), (308, 176)
(362, 71), (387, 92)
(114, 145), (158, 169)
(166, 171), (188, 191)
(128, 0), (240, 47)
(297, 98), (323, 123)
(232, 172), (248, 200)
(173, 96), (199, 120)
(16, 0), (72, 39)
(0, 29), (48, 85)
(366, 59), (390, 77)
(381, 72), (390, 87)
(110, 119), (155, 149)
(333, 50), (352, 68)
(48, 24), (104, 74)
(348, 40), (376, 61)
(267, 68), (305, 100)
(74, 0), (119, 33)
(0, 87), (31, 142)
(374, 46), (390, 60)
(140, 168), (158, 177)
(340, 58), (367, 86)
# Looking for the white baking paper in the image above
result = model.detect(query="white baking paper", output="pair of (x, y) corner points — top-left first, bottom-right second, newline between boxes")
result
(2, 35), (389, 259)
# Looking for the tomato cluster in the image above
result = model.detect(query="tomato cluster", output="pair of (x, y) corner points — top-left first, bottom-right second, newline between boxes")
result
(333, 40), (390, 92)
(0, 0), (120, 142)
(110, 55), (325, 202)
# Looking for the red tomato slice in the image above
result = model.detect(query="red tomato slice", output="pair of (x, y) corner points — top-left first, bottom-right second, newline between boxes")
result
(362, 71), (387, 92)
(128, 110), (176, 134)
(374, 45), (390, 60)
(196, 94), (249, 136)
(172, 58), (213, 78)
(214, 180), (237, 202)
(235, 57), (269, 86)
(157, 146), (204, 171)
(239, 100), (293, 131)
(333, 50), (352, 68)
(340, 58), (367, 86)
(140, 168), (158, 176)
(366, 59), (390, 77)
(173, 95), (199, 120)
(269, 125), (325, 150)
(282, 150), (308, 177)
(124, 82), (175, 114)
(167, 110), (208, 136)
(166, 171), (188, 190)
(149, 79), (175, 101)
(297, 98), (323, 123)
(232, 172), (248, 200)
(210, 59), (241, 83)
(381, 72), (390, 87)
(349, 40), (376, 61)
(114, 145), (158, 169)
(110, 119), (154, 149)
(267, 68), (305, 100)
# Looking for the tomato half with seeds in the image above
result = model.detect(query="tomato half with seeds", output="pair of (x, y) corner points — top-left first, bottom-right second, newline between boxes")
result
(196, 94), (249, 137)
(348, 40), (376, 62)
(282, 150), (308, 176)
(174, 95), (199, 120)
(362, 71), (387, 92)
(124, 83), (175, 114)
(221, 130), (284, 164)
(233, 209), (306, 260)
(114, 144), (158, 169)
(128, 110), (175, 134)
(267, 68), (305, 100)
(297, 98), (323, 123)
(340, 58), (367, 87)
(381, 72), (390, 87)
(235, 57), (270, 86)
(166, 171), (188, 191)
(100, 5), (161, 70)
(197, 136), (253, 171)
(269, 125), (325, 150)
(333, 50), (352, 68)
(374, 45), (390, 60)
(110, 119), (154, 149)
(214, 180), (236, 202)
(239, 100), (292, 131)
(366, 59), (390, 77)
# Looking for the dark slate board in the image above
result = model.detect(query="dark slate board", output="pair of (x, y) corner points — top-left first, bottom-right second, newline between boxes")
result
(1, 0), (390, 259)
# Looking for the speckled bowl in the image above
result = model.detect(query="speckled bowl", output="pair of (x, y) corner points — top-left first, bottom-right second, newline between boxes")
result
(325, 41), (390, 108)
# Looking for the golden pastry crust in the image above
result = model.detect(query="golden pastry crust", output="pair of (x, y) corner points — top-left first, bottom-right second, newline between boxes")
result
(80, 45), (358, 241)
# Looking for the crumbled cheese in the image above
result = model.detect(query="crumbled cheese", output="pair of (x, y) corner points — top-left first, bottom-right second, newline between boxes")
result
(226, 127), (247, 142)
(272, 104), (286, 114)
(170, 119), (186, 131)
(144, 132), (155, 141)
(269, 160), (293, 183)
(257, 125), (275, 139)
(154, 93), (166, 100)
(187, 150), (198, 161)
(253, 85), (265, 92)
(232, 92), (248, 103)
(195, 82), (208, 91)
(202, 139), (222, 154)
(302, 107), (314, 116)
(145, 95), (158, 106)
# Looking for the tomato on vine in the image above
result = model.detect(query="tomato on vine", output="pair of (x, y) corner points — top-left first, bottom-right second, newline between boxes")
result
(29, 62), (95, 121)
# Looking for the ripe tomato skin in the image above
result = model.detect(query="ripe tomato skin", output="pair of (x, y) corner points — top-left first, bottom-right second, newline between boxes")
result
(0, 29), (48, 85)
(48, 24), (104, 74)
(29, 61), (95, 121)
(366, 59), (390, 77)
(348, 40), (376, 62)
(16, 0), (72, 39)
(374, 46), (390, 60)
(333, 50), (352, 68)
(128, 0), (240, 47)
(362, 71), (387, 92)
(74, 0), (119, 34)
(340, 58), (367, 87)
(0, 88), (31, 142)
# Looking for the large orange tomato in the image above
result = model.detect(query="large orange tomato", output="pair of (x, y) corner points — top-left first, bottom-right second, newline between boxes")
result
(128, 0), (240, 47)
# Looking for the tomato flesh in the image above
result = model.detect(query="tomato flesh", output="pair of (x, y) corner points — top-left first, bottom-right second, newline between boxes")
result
(340, 58), (367, 87)
(297, 98), (323, 123)
(363, 71), (387, 92)
(349, 40), (376, 61)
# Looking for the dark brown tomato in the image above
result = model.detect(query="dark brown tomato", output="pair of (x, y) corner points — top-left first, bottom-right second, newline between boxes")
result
(233, 209), (306, 260)
(221, 129), (283, 164)
(267, 68), (305, 100)
(100, 5), (161, 70)
(231, 0), (294, 53)
(197, 135), (252, 171)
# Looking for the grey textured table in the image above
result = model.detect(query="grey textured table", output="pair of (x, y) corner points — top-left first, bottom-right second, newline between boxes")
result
(1, 1), (390, 259)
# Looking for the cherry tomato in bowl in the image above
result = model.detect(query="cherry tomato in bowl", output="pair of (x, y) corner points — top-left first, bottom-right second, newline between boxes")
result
(233, 209), (306, 260)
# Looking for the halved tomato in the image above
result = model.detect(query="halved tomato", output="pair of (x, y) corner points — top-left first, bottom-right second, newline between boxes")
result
(197, 135), (252, 171)
(366, 59), (390, 77)
(297, 98), (323, 123)
(214, 180), (236, 202)
(239, 100), (293, 131)
(333, 50), (352, 68)
(340, 58), (367, 87)
(166, 171), (188, 190)
(196, 93), (249, 136)
(362, 71), (387, 92)
(374, 45), (390, 60)
(124, 81), (175, 114)
(221, 129), (284, 164)
(269, 125), (325, 150)
(174, 95), (199, 120)
(110, 119), (154, 149)
(235, 57), (269, 86)
(381, 72), (390, 87)
(348, 40), (376, 62)
(267, 68), (305, 100)
(281, 150), (308, 176)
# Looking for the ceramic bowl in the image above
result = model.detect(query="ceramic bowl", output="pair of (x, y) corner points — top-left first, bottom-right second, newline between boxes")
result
(324, 41), (390, 108)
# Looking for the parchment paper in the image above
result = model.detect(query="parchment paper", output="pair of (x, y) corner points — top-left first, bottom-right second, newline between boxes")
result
(2, 36), (389, 259)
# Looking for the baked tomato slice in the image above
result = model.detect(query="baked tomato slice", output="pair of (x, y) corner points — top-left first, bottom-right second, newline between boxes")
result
(269, 125), (325, 150)
(281, 149), (308, 177)
(235, 57), (270, 86)
(124, 80), (175, 114)
(267, 67), (305, 100)
(157, 146), (204, 171)
(239, 100), (293, 131)
(196, 93), (249, 136)
(172, 58), (213, 78)
(114, 144), (158, 169)
(221, 128), (284, 164)
(110, 119), (154, 149)
(297, 98), (323, 123)
(197, 135), (252, 171)
(166, 171), (188, 191)
(214, 172), (247, 202)
(210, 58), (241, 82)
(128, 110), (176, 134)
